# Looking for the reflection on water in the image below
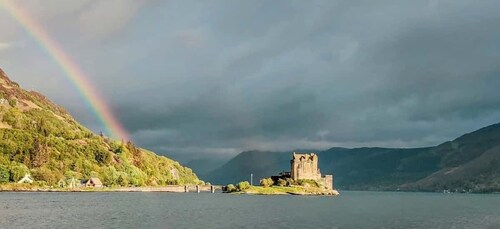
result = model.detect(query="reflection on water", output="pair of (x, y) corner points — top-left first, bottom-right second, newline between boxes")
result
(0, 191), (499, 229)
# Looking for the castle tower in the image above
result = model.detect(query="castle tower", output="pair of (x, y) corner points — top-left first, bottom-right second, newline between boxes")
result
(291, 152), (321, 180)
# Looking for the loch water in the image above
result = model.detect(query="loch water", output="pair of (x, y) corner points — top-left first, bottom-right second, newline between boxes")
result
(0, 191), (499, 228)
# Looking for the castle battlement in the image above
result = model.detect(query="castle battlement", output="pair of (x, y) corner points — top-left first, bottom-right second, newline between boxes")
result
(272, 152), (334, 190)
(291, 152), (321, 180)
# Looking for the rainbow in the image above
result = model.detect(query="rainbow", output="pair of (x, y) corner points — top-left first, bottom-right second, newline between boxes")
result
(0, 1), (129, 140)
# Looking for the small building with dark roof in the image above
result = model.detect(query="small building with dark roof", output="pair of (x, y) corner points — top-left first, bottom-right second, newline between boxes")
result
(81, 177), (103, 188)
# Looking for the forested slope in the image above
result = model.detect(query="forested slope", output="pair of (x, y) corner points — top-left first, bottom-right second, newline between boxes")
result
(0, 68), (200, 187)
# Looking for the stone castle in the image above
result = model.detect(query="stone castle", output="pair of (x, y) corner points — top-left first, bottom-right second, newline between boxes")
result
(272, 152), (333, 190)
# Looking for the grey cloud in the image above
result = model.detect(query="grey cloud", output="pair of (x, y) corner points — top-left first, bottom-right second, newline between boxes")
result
(111, 0), (500, 158)
(2, 0), (500, 161)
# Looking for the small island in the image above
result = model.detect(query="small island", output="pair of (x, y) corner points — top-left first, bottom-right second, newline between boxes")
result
(224, 152), (339, 196)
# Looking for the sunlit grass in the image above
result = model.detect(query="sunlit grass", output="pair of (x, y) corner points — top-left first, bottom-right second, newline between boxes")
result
(235, 185), (338, 195)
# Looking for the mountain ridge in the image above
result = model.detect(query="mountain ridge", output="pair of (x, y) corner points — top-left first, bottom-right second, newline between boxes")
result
(205, 123), (500, 192)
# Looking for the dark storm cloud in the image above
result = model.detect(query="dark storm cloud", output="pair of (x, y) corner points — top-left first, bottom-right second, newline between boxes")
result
(3, 0), (500, 160)
(107, 0), (500, 159)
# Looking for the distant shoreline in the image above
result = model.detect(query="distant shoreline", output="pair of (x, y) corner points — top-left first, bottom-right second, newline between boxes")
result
(0, 184), (340, 195)
(0, 184), (221, 193)
(1, 189), (497, 195)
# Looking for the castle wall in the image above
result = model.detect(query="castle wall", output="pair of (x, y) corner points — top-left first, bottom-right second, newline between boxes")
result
(291, 153), (321, 180)
(321, 175), (334, 190)
(290, 152), (334, 190)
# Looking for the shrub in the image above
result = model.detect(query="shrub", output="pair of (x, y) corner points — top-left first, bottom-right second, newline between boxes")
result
(0, 165), (9, 183)
(260, 178), (274, 188)
(33, 167), (57, 185)
(64, 171), (80, 179)
(277, 178), (287, 187)
(297, 179), (320, 187)
(102, 166), (119, 186)
(237, 181), (251, 191)
(117, 172), (129, 187)
(9, 163), (29, 182)
(8, 99), (17, 107)
(226, 184), (236, 192)
(94, 150), (112, 165)
(90, 171), (100, 178)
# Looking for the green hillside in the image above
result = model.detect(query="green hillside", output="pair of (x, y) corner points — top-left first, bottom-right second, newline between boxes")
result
(0, 68), (200, 187)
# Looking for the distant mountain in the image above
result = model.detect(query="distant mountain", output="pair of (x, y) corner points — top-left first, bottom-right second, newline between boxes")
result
(204, 151), (292, 185)
(184, 158), (228, 178)
(0, 68), (200, 186)
(206, 123), (500, 193)
(400, 123), (500, 192)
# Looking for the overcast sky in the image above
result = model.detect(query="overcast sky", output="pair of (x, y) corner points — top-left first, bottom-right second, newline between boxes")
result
(1, 0), (499, 162)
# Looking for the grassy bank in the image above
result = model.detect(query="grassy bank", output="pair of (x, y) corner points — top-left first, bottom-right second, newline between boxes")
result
(235, 185), (339, 196)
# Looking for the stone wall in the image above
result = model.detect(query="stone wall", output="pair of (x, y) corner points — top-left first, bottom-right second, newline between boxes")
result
(290, 152), (334, 190)
(321, 175), (334, 190)
(291, 153), (321, 180)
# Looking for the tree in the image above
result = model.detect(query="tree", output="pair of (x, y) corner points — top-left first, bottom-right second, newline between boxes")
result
(237, 181), (251, 191)
(9, 163), (29, 182)
(277, 178), (287, 187)
(117, 172), (129, 187)
(32, 138), (50, 167)
(102, 166), (119, 186)
(260, 178), (274, 188)
(226, 184), (236, 192)
(64, 171), (80, 179)
(94, 150), (112, 165)
(8, 99), (17, 107)
(33, 167), (57, 185)
(0, 165), (9, 183)
(125, 141), (143, 167)
(113, 145), (124, 154)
